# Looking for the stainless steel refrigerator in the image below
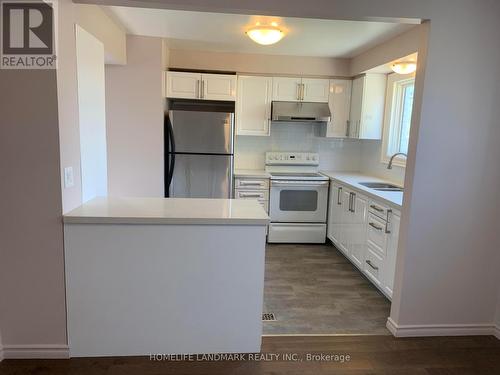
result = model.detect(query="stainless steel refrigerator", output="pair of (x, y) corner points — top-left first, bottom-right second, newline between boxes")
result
(164, 100), (235, 198)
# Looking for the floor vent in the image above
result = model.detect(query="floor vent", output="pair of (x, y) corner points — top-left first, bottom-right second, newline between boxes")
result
(262, 313), (276, 322)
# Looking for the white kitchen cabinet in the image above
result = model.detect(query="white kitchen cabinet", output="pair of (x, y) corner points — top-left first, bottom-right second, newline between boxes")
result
(302, 78), (330, 103)
(272, 77), (330, 103)
(327, 184), (367, 266)
(165, 71), (201, 99)
(327, 179), (400, 300)
(233, 177), (270, 214)
(383, 211), (400, 297)
(165, 72), (236, 101)
(347, 191), (368, 269)
(236, 76), (272, 136)
(326, 79), (352, 138)
(327, 182), (345, 252)
(272, 77), (302, 102)
(349, 73), (387, 139)
(202, 73), (237, 101)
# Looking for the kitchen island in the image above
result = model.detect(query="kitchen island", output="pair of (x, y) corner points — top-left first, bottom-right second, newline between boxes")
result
(63, 197), (269, 357)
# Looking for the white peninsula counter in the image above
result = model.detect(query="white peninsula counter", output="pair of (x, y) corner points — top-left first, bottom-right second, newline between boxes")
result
(63, 197), (269, 357)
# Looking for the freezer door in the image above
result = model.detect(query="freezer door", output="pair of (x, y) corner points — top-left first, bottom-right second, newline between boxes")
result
(170, 154), (233, 198)
(169, 110), (234, 154)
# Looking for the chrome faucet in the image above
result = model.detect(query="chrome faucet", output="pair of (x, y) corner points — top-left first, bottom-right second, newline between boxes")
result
(387, 153), (407, 169)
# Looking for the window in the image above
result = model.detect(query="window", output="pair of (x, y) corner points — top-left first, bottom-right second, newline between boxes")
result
(381, 73), (416, 166)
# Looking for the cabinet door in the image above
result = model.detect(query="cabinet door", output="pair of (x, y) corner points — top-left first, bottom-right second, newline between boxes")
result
(327, 183), (344, 246)
(358, 73), (386, 139)
(326, 79), (352, 137)
(272, 77), (302, 102)
(383, 212), (400, 298)
(236, 76), (272, 136)
(348, 192), (368, 268)
(202, 74), (237, 101)
(302, 78), (330, 103)
(166, 71), (202, 99)
(349, 76), (364, 138)
(339, 189), (352, 257)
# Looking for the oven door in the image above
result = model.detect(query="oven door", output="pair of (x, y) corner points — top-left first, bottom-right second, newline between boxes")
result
(270, 180), (329, 223)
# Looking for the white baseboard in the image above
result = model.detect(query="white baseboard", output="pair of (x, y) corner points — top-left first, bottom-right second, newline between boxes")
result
(2, 344), (69, 359)
(387, 317), (498, 338)
(494, 325), (500, 340)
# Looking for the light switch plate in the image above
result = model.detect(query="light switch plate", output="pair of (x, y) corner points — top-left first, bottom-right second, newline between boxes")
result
(64, 167), (74, 188)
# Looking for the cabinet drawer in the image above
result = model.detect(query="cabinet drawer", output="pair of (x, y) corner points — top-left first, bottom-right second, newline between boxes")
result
(234, 178), (269, 190)
(367, 213), (388, 255)
(235, 189), (269, 201)
(364, 246), (384, 286)
(368, 201), (392, 220)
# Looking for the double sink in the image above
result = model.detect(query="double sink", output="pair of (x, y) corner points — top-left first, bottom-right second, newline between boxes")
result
(359, 182), (404, 192)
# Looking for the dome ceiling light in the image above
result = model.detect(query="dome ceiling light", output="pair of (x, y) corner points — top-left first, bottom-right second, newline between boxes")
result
(391, 61), (417, 74)
(246, 22), (285, 45)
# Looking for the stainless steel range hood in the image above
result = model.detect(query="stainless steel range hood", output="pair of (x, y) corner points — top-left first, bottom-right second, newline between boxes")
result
(271, 101), (331, 123)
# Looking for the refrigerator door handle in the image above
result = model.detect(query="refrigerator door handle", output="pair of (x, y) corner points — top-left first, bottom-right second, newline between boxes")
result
(166, 116), (176, 197)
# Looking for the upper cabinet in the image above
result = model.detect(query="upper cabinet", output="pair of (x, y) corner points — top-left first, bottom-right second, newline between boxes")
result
(349, 73), (387, 139)
(326, 79), (352, 138)
(202, 73), (237, 101)
(272, 77), (329, 103)
(165, 71), (237, 101)
(302, 78), (331, 103)
(272, 77), (302, 102)
(165, 71), (201, 99)
(236, 75), (273, 136)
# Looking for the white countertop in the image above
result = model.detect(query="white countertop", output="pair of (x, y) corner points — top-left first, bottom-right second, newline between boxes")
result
(63, 197), (270, 225)
(234, 169), (270, 178)
(321, 171), (403, 209)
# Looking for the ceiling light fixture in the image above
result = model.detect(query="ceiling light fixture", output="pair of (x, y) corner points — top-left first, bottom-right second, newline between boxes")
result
(391, 61), (417, 74)
(246, 22), (284, 45)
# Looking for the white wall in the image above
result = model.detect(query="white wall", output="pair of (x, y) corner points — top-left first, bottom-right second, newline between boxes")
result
(76, 25), (108, 202)
(350, 25), (422, 76)
(105, 35), (165, 197)
(169, 49), (350, 77)
(57, 0), (82, 213)
(76, 4), (127, 64)
(235, 123), (361, 171)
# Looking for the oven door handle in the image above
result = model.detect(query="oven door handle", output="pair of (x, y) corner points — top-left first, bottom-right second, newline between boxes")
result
(271, 180), (329, 187)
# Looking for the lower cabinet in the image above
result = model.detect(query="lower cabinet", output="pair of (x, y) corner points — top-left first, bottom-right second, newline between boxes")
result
(328, 183), (368, 269)
(233, 177), (270, 213)
(327, 180), (401, 300)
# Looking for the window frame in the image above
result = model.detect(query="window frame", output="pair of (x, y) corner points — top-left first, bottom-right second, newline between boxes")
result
(380, 72), (416, 167)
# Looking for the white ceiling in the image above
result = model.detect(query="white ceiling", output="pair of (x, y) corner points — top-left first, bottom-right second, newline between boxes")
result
(104, 6), (415, 58)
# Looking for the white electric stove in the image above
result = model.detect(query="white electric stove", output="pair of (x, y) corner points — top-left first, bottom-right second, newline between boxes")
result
(265, 152), (329, 243)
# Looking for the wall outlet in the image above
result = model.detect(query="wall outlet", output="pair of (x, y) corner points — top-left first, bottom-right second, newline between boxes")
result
(64, 167), (74, 188)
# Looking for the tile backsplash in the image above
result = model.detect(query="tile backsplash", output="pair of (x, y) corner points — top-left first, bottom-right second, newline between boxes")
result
(234, 122), (362, 171)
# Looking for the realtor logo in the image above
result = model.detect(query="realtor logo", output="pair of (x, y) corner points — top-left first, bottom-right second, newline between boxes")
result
(1, 0), (57, 69)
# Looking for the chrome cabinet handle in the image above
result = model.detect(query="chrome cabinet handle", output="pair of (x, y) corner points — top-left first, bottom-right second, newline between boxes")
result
(369, 222), (383, 231)
(239, 181), (264, 186)
(350, 192), (356, 213)
(337, 187), (342, 205)
(346, 120), (350, 137)
(366, 260), (379, 270)
(239, 193), (263, 198)
(201, 80), (205, 99)
(385, 209), (393, 233)
(297, 83), (301, 101)
(301, 83), (305, 100)
(370, 204), (384, 212)
(196, 80), (201, 98)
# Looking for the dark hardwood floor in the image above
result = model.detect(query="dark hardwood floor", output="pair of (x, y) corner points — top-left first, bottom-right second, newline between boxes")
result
(1, 335), (499, 374)
(263, 243), (391, 334)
